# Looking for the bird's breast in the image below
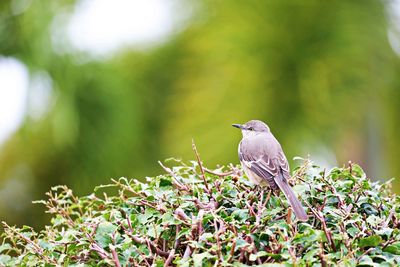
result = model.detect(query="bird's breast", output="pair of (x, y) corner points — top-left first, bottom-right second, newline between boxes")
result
(240, 161), (268, 186)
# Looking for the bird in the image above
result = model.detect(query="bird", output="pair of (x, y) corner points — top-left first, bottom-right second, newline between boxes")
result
(232, 120), (308, 221)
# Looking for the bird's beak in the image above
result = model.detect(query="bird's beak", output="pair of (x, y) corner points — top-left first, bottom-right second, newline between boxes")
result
(232, 124), (243, 129)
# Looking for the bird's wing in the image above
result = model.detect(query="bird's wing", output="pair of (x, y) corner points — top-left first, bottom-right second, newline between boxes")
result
(239, 136), (308, 221)
(240, 152), (277, 179)
(276, 148), (290, 178)
(239, 136), (289, 181)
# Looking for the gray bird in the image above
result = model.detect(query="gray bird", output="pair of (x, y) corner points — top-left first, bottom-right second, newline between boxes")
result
(233, 120), (308, 221)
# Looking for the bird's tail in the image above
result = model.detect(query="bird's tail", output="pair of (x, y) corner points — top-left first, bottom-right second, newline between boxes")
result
(275, 173), (308, 221)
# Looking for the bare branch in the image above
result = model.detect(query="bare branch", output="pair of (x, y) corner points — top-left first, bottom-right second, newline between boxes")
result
(192, 139), (211, 194)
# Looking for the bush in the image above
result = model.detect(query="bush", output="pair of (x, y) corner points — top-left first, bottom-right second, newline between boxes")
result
(1, 157), (400, 266)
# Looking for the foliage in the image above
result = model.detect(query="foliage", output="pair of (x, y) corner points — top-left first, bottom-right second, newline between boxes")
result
(1, 0), (400, 228)
(1, 157), (400, 266)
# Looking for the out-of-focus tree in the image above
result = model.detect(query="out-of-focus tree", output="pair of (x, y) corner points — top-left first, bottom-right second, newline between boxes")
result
(0, 0), (399, 228)
(161, 1), (396, 176)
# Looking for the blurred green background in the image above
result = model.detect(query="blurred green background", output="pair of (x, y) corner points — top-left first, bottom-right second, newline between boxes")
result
(1, 0), (400, 228)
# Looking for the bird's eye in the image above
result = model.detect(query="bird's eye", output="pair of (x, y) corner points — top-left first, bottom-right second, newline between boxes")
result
(248, 127), (253, 131)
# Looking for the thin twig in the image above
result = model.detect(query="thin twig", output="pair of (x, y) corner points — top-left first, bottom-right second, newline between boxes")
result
(183, 245), (192, 259)
(319, 242), (327, 267)
(110, 245), (121, 267)
(288, 246), (297, 266)
(2, 222), (58, 265)
(126, 233), (170, 258)
(204, 167), (235, 177)
(304, 201), (337, 252)
(158, 161), (191, 192)
(286, 208), (292, 225)
(175, 208), (190, 224)
(192, 139), (211, 194)
(164, 249), (175, 267)
(382, 237), (397, 249)
(356, 247), (374, 264)
(90, 242), (109, 260)
(174, 225), (181, 249)
(228, 239), (236, 263)
(213, 217), (222, 263)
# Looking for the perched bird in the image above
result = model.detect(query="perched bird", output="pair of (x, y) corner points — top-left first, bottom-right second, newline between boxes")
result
(233, 120), (308, 221)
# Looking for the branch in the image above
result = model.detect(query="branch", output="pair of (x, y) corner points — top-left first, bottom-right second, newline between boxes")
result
(204, 167), (235, 177)
(192, 139), (211, 194)
(158, 161), (191, 192)
(164, 249), (175, 267)
(304, 201), (337, 252)
(2, 222), (58, 265)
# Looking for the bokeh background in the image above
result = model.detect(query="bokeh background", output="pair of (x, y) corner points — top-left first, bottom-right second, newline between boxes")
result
(1, 0), (400, 228)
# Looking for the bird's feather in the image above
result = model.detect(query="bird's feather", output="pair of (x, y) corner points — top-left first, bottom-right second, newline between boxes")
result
(238, 132), (308, 221)
(274, 171), (308, 221)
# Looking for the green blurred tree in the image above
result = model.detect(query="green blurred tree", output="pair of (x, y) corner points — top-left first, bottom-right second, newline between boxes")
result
(0, 0), (399, 228)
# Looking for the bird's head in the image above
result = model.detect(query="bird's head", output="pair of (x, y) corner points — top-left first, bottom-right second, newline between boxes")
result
(232, 120), (270, 137)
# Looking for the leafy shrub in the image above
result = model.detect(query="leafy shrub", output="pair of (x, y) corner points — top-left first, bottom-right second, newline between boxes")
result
(1, 157), (400, 266)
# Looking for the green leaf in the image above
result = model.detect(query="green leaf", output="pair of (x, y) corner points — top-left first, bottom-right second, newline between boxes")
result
(231, 209), (249, 223)
(193, 252), (215, 267)
(358, 235), (383, 248)
(383, 242), (400, 255)
(199, 232), (214, 241)
(249, 251), (269, 261)
(374, 228), (393, 238)
(347, 227), (360, 237)
(161, 211), (179, 225)
(137, 209), (156, 224)
(2, 160), (400, 265)
(95, 221), (118, 248)
(357, 255), (376, 266)
(147, 225), (163, 238)
(351, 164), (366, 178)
(0, 255), (12, 265)
(159, 178), (172, 187)
(0, 243), (12, 254)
